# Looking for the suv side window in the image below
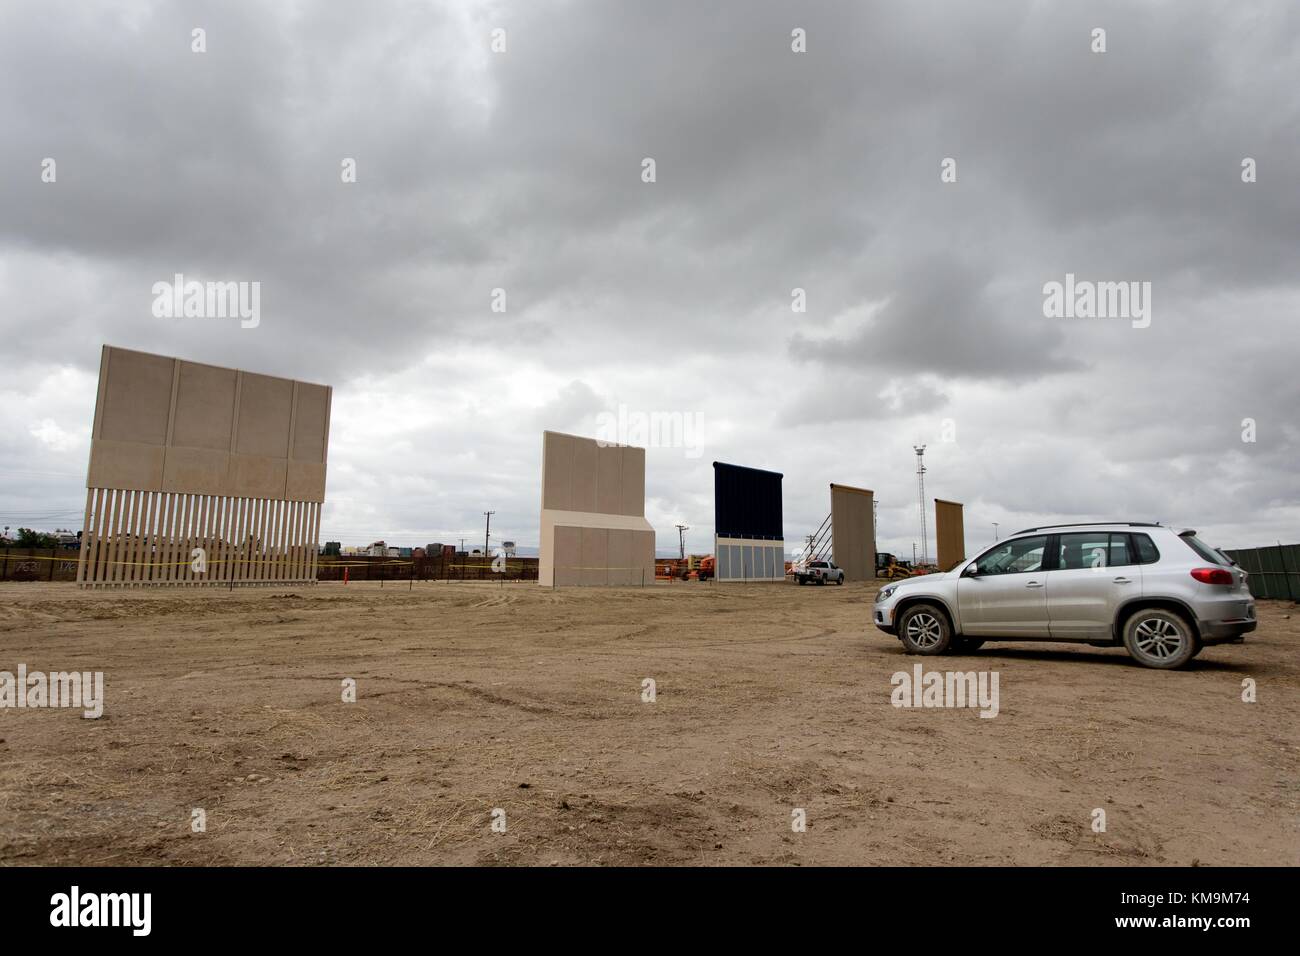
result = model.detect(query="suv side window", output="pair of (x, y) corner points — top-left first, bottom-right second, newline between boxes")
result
(1058, 532), (1137, 569)
(974, 535), (1047, 575)
(1132, 533), (1160, 565)
(1058, 532), (1110, 569)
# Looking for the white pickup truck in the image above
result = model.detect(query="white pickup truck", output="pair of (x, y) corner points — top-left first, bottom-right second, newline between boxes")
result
(794, 560), (844, 586)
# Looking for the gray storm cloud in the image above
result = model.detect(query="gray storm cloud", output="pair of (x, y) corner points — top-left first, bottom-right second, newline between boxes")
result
(1, 0), (1296, 554)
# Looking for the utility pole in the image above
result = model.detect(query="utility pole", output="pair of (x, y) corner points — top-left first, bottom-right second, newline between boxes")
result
(675, 524), (689, 560)
(914, 445), (929, 566)
(483, 511), (494, 557)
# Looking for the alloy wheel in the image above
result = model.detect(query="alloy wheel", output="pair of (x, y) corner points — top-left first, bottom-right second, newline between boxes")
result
(906, 612), (942, 649)
(1133, 617), (1186, 660)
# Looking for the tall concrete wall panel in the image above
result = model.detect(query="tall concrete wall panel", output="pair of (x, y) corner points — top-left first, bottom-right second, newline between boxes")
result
(935, 499), (966, 572)
(538, 431), (655, 587)
(830, 483), (876, 582)
(77, 345), (331, 588)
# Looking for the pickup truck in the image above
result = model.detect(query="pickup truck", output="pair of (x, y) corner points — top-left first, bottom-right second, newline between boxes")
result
(794, 560), (844, 586)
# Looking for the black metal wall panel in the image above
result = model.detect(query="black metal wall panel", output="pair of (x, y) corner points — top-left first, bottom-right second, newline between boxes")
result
(713, 462), (783, 539)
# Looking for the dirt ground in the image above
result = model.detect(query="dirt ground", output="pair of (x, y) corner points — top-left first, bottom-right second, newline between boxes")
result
(0, 579), (1295, 866)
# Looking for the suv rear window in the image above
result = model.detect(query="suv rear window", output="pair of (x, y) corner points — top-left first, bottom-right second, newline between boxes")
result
(1180, 533), (1228, 566)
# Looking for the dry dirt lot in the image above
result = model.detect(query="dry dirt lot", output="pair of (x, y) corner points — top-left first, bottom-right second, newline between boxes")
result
(0, 579), (1296, 866)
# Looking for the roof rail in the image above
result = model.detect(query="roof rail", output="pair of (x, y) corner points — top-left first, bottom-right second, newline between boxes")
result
(1012, 521), (1162, 535)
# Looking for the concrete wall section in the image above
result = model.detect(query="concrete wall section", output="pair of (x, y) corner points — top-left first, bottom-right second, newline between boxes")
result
(86, 346), (331, 502)
(79, 346), (331, 588)
(538, 431), (655, 587)
(830, 483), (876, 582)
(934, 499), (966, 571)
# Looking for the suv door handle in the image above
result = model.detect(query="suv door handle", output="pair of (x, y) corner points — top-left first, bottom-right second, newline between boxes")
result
(1025, 581), (1043, 588)
(1113, 576), (1132, 584)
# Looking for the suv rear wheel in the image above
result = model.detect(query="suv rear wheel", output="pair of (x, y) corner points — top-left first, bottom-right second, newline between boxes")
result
(898, 604), (952, 655)
(1122, 608), (1200, 669)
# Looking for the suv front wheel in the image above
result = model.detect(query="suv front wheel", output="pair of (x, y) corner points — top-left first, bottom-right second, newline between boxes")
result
(898, 604), (952, 655)
(1122, 608), (1200, 669)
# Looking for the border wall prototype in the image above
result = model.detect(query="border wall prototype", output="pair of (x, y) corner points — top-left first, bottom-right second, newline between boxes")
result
(77, 345), (331, 587)
(713, 462), (784, 582)
(538, 431), (656, 586)
(934, 498), (966, 572)
(830, 483), (876, 582)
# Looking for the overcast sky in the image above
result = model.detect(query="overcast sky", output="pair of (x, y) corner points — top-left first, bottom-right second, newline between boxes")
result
(2, 0), (1297, 558)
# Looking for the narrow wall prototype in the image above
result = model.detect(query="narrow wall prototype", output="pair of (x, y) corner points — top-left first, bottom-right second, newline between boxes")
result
(77, 345), (331, 587)
(830, 484), (875, 582)
(713, 462), (784, 582)
(538, 431), (656, 587)
(934, 499), (966, 572)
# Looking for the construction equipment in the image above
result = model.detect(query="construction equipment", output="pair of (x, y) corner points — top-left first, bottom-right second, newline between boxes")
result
(876, 552), (914, 580)
(656, 554), (715, 582)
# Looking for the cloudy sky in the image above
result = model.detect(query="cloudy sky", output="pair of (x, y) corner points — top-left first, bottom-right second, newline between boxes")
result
(2, 0), (1297, 558)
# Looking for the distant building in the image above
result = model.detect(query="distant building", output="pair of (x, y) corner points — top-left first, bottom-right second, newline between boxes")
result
(368, 541), (387, 557)
(323, 541), (341, 556)
(398, 547), (412, 558)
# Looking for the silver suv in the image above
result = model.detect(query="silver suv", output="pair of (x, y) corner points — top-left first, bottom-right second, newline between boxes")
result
(873, 523), (1256, 669)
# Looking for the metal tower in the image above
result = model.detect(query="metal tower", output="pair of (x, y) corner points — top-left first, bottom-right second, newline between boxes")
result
(913, 445), (929, 566)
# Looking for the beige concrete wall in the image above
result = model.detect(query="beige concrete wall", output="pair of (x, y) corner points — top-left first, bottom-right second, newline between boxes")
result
(538, 431), (654, 586)
(830, 483), (876, 582)
(79, 346), (331, 588)
(86, 346), (331, 502)
(935, 499), (966, 572)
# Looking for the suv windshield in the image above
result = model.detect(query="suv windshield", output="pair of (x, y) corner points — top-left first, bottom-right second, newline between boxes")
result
(1180, 533), (1229, 566)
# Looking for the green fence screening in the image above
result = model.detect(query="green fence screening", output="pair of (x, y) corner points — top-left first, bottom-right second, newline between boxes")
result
(1224, 544), (1300, 600)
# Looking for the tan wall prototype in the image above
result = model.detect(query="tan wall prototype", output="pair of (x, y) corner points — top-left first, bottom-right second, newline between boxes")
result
(934, 499), (966, 572)
(88, 346), (330, 501)
(538, 431), (655, 586)
(830, 484), (876, 582)
(78, 346), (331, 588)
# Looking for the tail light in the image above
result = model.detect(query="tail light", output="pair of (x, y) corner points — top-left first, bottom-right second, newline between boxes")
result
(1190, 567), (1233, 586)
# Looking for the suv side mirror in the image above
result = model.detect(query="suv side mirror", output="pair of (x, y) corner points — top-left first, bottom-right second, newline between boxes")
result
(962, 564), (979, 578)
